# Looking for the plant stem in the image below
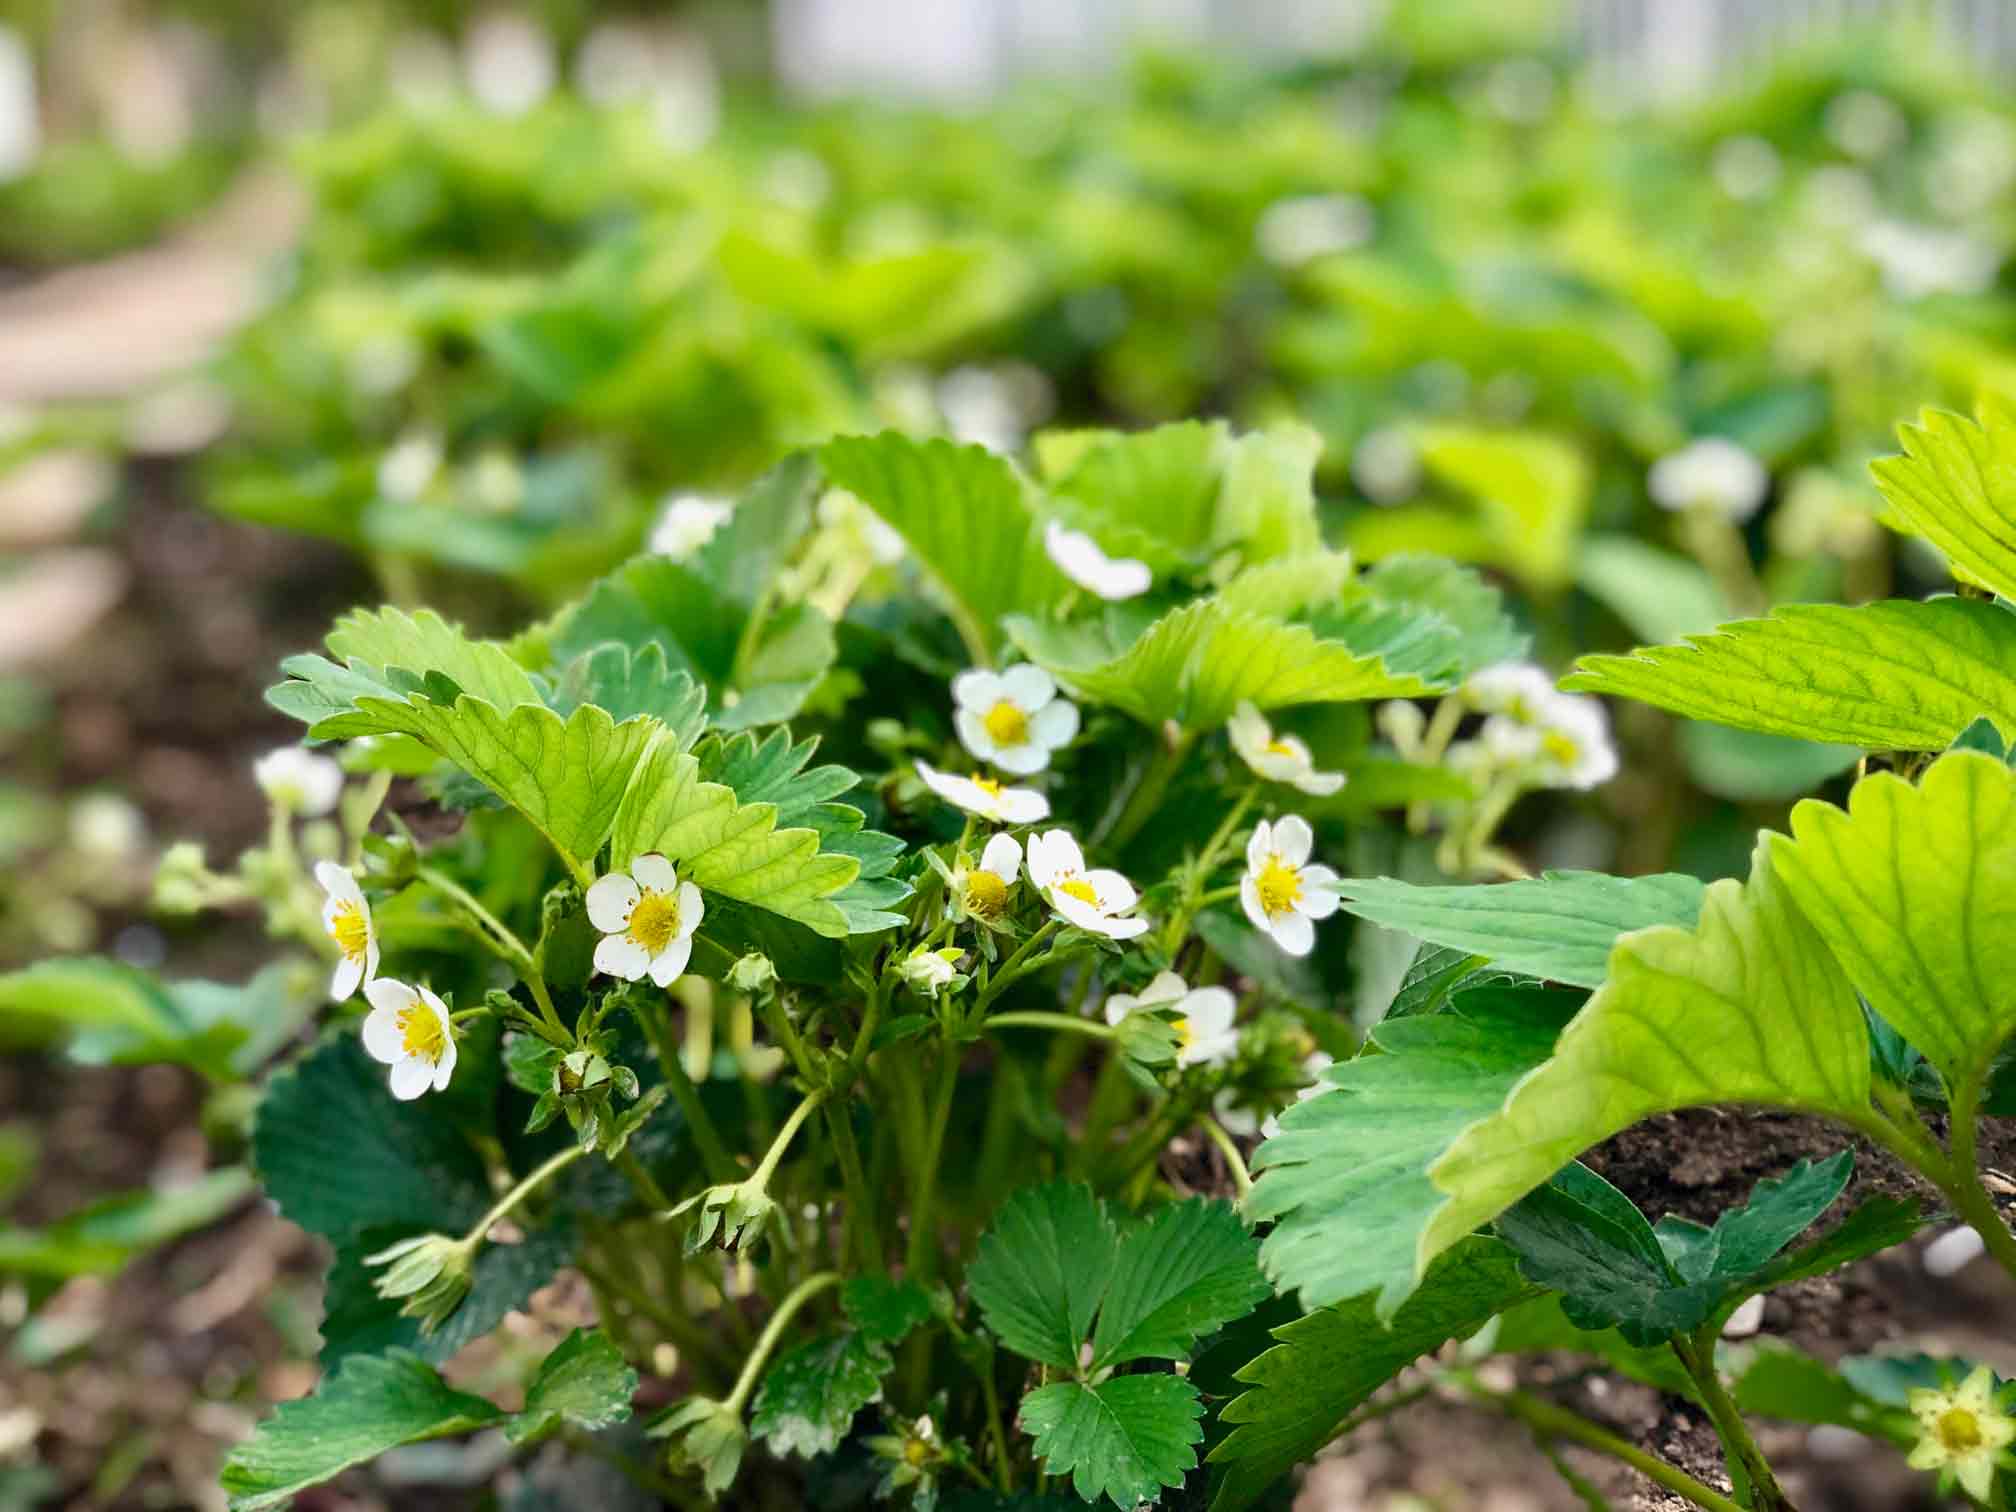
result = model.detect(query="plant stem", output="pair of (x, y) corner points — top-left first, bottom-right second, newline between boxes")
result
(1672, 1332), (1799, 1512)
(723, 1271), (841, 1414)
(906, 1043), (963, 1281)
(1457, 1377), (1746, 1512)
(1162, 785), (1259, 954)
(1850, 1097), (2016, 1285)
(979, 920), (1060, 1009)
(986, 1010), (1117, 1040)
(641, 1000), (739, 1185)
(467, 1144), (586, 1244)
(823, 1098), (886, 1272)
(417, 865), (535, 972)
(616, 1148), (671, 1210)
(1103, 733), (1197, 850)
(1198, 1115), (1253, 1200)
(750, 1088), (828, 1193)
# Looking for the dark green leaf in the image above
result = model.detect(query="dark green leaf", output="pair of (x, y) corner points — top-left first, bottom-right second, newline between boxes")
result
(1021, 1375), (1203, 1509)
(509, 1327), (638, 1445)
(968, 1182), (1119, 1370)
(750, 1330), (888, 1459)
(842, 1275), (935, 1350)
(1091, 1199), (1269, 1368)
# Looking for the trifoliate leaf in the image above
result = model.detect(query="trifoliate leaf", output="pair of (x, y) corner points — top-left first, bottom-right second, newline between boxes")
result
(547, 642), (708, 740)
(842, 1275), (935, 1350)
(1207, 1238), (1536, 1512)
(219, 1351), (505, 1511)
(750, 1329), (890, 1459)
(609, 737), (860, 938)
(1318, 554), (1530, 684)
(820, 432), (1071, 659)
(1090, 1199), (1270, 1368)
(701, 729), (859, 819)
(1748, 1194), (1927, 1293)
(509, 1327), (638, 1444)
(1020, 1375), (1203, 1510)
(1006, 600), (1437, 733)
(1661, 1151), (1855, 1290)
(1563, 598), (2016, 749)
(1327, 871), (1707, 989)
(1496, 1163), (1721, 1348)
(1421, 838), (1872, 1281)
(324, 606), (543, 712)
(1869, 402), (2016, 600)
(967, 1181), (1119, 1370)
(1248, 988), (1575, 1315)
(1771, 751), (2016, 1110)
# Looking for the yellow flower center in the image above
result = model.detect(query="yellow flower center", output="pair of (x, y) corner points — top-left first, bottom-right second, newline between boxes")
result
(964, 870), (1010, 919)
(330, 901), (370, 962)
(1057, 876), (1100, 907)
(1542, 730), (1581, 767)
(971, 773), (1004, 798)
(1938, 1408), (1986, 1454)
(1264, 739), (1298, 758)
(982, 700), (1030, 747)
(903, 1437), (931, 1467)
(1172, 1018), (1194, 1051)
(627, 890), (682, 955)
(399, 1004), (446, 1062)
(1255, 856), (1302, 917)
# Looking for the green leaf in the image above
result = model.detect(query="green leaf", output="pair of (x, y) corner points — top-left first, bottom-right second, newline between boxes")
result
(1869, 403), (2016, 599)
(1043, 419), (1226, 570)
(1497, 1163), (1718, 1348)
(608, 738), (861, 938)
(1421, 838), (1872, 1280)
(751, 1328), (890, 1459)
(1327, 871), (1707, 990)
(1489, 1294), (1697, 1399)
(548, 642), (708, 739)
(1090, 1199), (1270, 1368)
(220, 1351), (505, 1511)
(1577, 536), (1728, 646)
(1208, 1238), (1536, 1512)
(1730, 1343), (1908, 1439)
(1249, 990), (1576, 1314)
(0, 957), (251, 1080)
(1020, 1375), (1203, 1510)
(0, 1168), (254, 1280)
(1678, 724), (1862, 804)
(1771, 751), (2016, 1106)
(1563, 598), (2016, 749)
(324, 606), (543, 712)
(820, 432), (1070, 659)
(842, 1275), (935, 1350)
(1749, 1195), (1926, 1293)
(1669, 1152), (1854, 1289)
(1411, 424), (1590, 592)
(967, 1181), (1118, 1370)
(508, 1327), (637, 1445)
(1318, 554), (1530, 685)
(1214, 424), (1325, 562)
(1006, 600), (1437, 733)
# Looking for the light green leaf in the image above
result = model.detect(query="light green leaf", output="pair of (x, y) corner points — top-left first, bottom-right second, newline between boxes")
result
(1213, 423), (1325, 562)
(1020, 1375), (1202, 1510)
(1577, 536), (1728, 645)
(1771, 751), (2016, 1104)
(1043, 419), (1226, 571)
(0, 957), (246, 1080)
(1090, 1199), (1269, 1368)
(1421, 838), (1872, 1278)
(968, 1181), (1118, 1371)
(324, 606), (542, 712)
(1327, 871), (1708, 989)
(1317, 554), (1530, 684)
(1248, 989), (1574, 1315)
(1006, 600), (1437, 733)
(1412, 424), (1590, 592)
(548, 642), (708, 740)
(220, 1351), (506, 1511)
(1563, 598), (2016, 749)
(508, 1327), (637, 1445)
(1207, 1238), (1536, 1512)
(1678, 723), (1862, 804)
(608, 737), (861, 938)
(750, 1329), (889, 1459)
(0, 1168), (254, 1280)
(1869, 403), (2016, 599)
(820, 432), (1070, 659)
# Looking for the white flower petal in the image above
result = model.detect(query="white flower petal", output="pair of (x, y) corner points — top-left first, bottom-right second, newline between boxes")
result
(433, 1037), (458, 1091)
(1000, 663), (1056, 710)
(980, 832), (1022, 882)
(1138, 971), (1189, 1006)
(1296, 865), (1342, 919)
(675, 881), (704, 935)
(1027, 699), (1080, 749)
(1271, 815), (1314, 866)
(331, 954), (364, 1002)
(1103, 994), (1136, 1026)
(1245, 821), (1274, 875)
(992, 741), (1050, 776)
(1084, 868), (1137, 911)
(1027, 830), (1082, 886)
(631, 852), (678, 893)
(315, 861), (363, 906)
(1228, 703), (1269, 758)
(650, 935), (694, 987)
(594, 934), (652, 981)
(364, 936), (381, 986)
(364, 976), (417, 1015)
(1270, 910), (1316, 957)
(1096, 914), (1150, 941)
(997, 786), (1050, 823)
(954, 709), (1001, 765)
(951, 668), (1004, 712)
(586, 872), (641, 932)
(1239, 875), (1270, 933)
(1294, 770), (1347, 796)
(417, 984), (454, 1038)
(1049, 889), (1108, 933)
(1182, 986), (1237, 1037)
(361, 1002), (407, 1064)
(388, 1056), (436, 1101)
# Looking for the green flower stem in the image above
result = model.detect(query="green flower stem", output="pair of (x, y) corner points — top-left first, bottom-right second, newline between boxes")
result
(467, 1144), (587, 1246)
(1161, 785), (1260, 955)
(641, 1002), (738, 1186)
(417, 866), (534, 972)
(985, 1010), (1117, 1041)
(760, 996), (819, 1085)
(1853, 1091), (2016, 1284)
(724, 1271), (841, 1416)
(1198, 1115), (1253, 1200)
(617, 1148), (672, 1211)
(1103, 733), (1198, 851)
(845, 978), (887, 1075)
(1680, 503), (1767, 618)
(343, 770), (395, 866)
(905, 1044), (963, 1281)
(1671, 1332), (1799, 1512)
(977, 919), (1060, 1009)
(1454, 1376), (1745, 1512)
(749, 1088), (828, 1195)
(823, 1098), (885, 1272)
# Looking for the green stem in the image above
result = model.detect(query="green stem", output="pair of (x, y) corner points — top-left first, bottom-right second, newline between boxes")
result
(642, 1001), (738, 1185)
(986, 1010), (1117, 1040)
(417, 865), (535, 973)
(749, 1088), (828, 1193)
(617, 1148), (671, 1210)
(906, 1044), (963, 1281)
(846, 979), (887, 1074)
(467, 1144), (586, 1244)
(1672, 1332), (1799, 1512)
(723, 1271), (841, 1415)
(1161, 786), (1260, 955)
(1103, 734), (1196, 850)
(978, 919), (1061, 1009)
(1198, 1115), (1253, 1200)
(1456, 1377), (1746, 1512)
(823, 1098), (886, 1272)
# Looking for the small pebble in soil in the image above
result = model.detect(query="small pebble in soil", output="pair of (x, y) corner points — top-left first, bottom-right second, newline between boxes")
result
(1923, 1224), (1987, 1278)
(1721, 1293), (1766, 1338)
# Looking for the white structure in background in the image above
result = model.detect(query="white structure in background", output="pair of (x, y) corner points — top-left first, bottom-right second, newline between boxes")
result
(0, 25), (37, 181)
(464, 11), (556, 116)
